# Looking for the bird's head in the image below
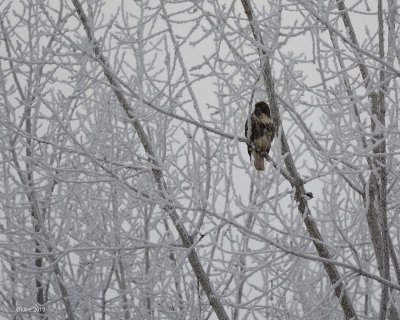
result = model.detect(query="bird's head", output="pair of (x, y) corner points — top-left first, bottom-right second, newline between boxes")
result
(254, 101), (271, 117)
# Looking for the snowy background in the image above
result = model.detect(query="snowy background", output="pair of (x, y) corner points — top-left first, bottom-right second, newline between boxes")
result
(1, 0), (400, 319)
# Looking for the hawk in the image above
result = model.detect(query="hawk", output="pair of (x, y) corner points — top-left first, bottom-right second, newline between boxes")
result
(245, 101), (275, 171)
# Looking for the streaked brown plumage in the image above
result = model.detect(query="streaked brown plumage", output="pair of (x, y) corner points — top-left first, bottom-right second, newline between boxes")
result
(245, 101), (275, 171)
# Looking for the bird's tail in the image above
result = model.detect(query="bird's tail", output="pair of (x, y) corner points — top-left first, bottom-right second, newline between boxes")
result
(254, 153), (265, 171)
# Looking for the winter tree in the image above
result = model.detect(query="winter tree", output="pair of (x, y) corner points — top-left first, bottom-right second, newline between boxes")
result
(1, 0), (399, 319)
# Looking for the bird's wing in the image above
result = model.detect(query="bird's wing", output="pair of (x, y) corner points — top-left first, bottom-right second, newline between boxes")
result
(250, 114), (264, 139)
(245, 118), (252, 158)
(267, 122), (275, 140)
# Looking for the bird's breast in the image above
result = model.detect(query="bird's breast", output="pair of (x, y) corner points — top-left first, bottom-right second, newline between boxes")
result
(254, 135), (271, 151)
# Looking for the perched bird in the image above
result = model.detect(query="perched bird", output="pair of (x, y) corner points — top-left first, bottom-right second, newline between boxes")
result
(245, 101), (275, 171)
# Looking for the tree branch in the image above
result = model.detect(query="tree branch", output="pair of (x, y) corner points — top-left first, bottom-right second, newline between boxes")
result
(70, 1), (230, 319)
(239, 0), (358, 318)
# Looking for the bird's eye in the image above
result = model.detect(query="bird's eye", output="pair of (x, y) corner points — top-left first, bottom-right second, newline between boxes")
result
(261, 123), (266, 129)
